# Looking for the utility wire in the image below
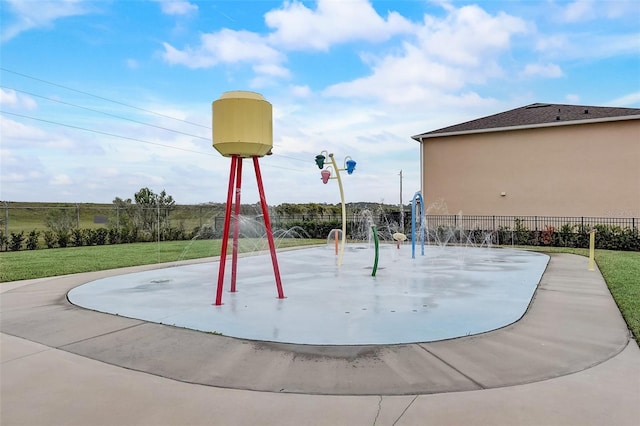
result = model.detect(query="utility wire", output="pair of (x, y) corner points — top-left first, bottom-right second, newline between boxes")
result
(2, 86), (211, 141)
(1, 110), (216, 156)
(1, 110), (307, 172)
(0, 67), (210, 129)
(1, 68), (312, 165)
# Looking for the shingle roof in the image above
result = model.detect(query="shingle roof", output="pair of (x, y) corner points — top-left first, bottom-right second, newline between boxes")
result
(412, 103), (640, 140)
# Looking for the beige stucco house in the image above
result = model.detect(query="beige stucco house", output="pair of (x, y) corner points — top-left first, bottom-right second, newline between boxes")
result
(412, 103), (640, 218)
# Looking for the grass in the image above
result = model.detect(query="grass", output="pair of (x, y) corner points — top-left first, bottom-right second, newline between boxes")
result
(0, 238), (323, 282)
(589, 250), (640, 341)
(1, 242), (638, 341)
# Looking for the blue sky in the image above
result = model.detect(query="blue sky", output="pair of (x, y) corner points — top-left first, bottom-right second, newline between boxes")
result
(1, 0), (639, 206)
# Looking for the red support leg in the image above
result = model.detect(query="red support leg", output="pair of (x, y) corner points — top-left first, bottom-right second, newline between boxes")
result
(230, 158), (243, 292)
(252, 156), (285, 299)
(214, 155), (238, 306)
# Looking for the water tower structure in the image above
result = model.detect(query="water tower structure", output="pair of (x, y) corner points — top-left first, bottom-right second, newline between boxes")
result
(212, 91), (284, 306)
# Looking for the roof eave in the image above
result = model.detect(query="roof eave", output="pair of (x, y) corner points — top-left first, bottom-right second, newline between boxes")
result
(412, 114), (640, 142)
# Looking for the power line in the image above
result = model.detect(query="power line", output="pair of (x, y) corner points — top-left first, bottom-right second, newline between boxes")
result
(1, 67), (313, 166)
(0, 67), (210, 129)
(1, 110), (308, 172)
(2, 86), (211, 141)
(1, 110), (216, 156)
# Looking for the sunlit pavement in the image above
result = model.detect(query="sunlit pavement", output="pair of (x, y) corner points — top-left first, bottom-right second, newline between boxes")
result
(1, 249), (639, 425)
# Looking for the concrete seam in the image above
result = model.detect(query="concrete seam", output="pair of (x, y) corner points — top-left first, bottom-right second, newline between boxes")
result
(57, 322), (146, 349)
(0, 333), (53, 364)
(416, 344), (487, 389)
(0, 347), (53, 365)
(391, 395), (418, 426)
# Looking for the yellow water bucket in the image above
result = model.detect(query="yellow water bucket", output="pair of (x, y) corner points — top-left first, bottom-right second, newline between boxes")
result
(212, 91), (273, 157)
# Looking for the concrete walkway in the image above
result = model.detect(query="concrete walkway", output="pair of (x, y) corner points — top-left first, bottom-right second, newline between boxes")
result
(1, 253), (639, 425)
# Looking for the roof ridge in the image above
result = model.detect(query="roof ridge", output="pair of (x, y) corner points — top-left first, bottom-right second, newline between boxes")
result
(413, 102), (640, 140)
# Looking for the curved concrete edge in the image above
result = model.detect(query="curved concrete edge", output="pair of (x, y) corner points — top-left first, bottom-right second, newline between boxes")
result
(0, 252), (631, 395)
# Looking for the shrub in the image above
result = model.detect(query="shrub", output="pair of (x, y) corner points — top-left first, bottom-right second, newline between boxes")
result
(0, 230), (7, 251)
(26, 230), (40, 250)
(513, 218), (530, 245)
(57, 231), (69, 248)
(94, 228), (108, 245)
(541, 226), (555, 246)
(43, 230), (57, 248)
(107, 228), (119, 244)
(277, 220), (342, 239)
(71, 228), (84, 247)
(558, 224), (575, 247)
(192, 225), (217, 239)
(9, 231), (25, 251)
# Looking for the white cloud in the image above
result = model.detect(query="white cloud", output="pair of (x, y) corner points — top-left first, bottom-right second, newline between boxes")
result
(538, 32), (640, 60)
(535, 34), (568, 53)
(607, 92), (640, 107)
(521, 63), (564, 78)
(162, 29), (284, 73)
(1, 0), (94, 42)
(50, 174), (73, 186)
(153, 0), (198, 16)
(417, 5), (528, 66)
(264, 0), (414, 50)
(323, 5), (527, 105)
(562, 0), (595, 23)
(565, 94), (581, 103)
(558, 0), (638, 22)
(253, 63), (290, 79)
(0, 88), (38, 110)
(0, 116), (49, 144)
(290, 85), (312, 98)
(323, 44), (467, 104)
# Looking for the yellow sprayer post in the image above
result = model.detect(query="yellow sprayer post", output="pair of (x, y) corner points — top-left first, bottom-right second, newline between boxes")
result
(588, 229), (596, 271)
(328, 154), (346, 266)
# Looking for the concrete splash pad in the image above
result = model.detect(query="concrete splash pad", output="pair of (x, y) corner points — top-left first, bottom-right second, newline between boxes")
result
(68, 245), (549, 345)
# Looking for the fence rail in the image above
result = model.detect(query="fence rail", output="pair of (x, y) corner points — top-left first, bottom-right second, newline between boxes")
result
(420, 215), (639, 232)
(2, 202), (638, 234)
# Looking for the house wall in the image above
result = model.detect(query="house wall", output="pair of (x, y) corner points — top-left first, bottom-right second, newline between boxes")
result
(420, 119), (640, 217)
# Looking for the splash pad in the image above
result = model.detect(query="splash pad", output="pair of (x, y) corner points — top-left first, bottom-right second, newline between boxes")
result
(68, 244), (548, 345)
(68, 93), (548, 346)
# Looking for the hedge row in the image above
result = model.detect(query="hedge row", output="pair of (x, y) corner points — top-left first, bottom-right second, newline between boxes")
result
(1, 222), (639, 251)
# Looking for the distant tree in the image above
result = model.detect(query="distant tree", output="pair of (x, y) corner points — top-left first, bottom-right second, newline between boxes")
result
(45, 208), (75, 234)
(112, 188), (176, 241)
(44, 208), (77, 246)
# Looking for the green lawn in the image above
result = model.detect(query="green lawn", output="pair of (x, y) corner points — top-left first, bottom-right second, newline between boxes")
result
(1, 243), (637, 341)
(0, 238), (323, 282)
(521, 246), (639, 341)
(590, 250), (640, 341)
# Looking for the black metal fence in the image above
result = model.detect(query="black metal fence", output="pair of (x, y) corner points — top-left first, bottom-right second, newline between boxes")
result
(421, 215), (639, 232)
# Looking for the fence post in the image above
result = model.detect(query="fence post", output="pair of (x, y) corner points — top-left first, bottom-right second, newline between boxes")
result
(3, 201), (8, 240)
(589, 229), (596, 271)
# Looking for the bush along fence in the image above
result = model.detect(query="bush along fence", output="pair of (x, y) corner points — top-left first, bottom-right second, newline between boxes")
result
(1, 207), (639, 252)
